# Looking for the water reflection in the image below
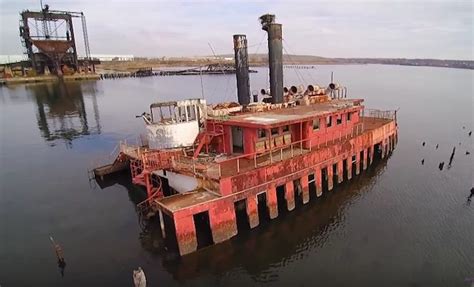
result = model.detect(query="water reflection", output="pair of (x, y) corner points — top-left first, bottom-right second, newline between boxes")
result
(27, 82), (102, 146)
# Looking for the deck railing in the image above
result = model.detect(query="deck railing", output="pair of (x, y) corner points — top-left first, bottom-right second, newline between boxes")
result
(175, 122), (365, 179)
(363, 109), (397, 120)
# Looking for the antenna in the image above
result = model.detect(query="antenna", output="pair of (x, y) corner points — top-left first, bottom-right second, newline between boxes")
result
(331, 71), (334, 83)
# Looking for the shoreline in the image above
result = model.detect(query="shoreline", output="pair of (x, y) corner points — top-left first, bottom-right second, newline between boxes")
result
(96, 59), (474, 72)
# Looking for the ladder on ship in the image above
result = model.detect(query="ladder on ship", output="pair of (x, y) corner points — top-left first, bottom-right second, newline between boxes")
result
(193, 123), (224, 158)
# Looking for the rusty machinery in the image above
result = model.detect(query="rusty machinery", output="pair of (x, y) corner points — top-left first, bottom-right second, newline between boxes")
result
(19, 4), (94, 76)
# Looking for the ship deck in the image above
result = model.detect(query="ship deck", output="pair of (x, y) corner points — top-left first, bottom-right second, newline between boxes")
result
(219, 99), (363, 128)
(155, 189), (220, 213)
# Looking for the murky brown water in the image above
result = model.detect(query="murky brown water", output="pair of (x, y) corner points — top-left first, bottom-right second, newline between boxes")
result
(0, 65), (473, 286)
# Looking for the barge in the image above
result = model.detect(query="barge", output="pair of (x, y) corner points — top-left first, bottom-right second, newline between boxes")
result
(94, 14), (398, 256)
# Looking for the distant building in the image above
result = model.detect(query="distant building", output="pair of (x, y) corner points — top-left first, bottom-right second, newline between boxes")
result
(0, 55), (29, 64)
(89, 54), (134, 61)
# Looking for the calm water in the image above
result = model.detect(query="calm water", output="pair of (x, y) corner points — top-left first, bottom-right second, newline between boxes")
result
(0, 65), (472, 287)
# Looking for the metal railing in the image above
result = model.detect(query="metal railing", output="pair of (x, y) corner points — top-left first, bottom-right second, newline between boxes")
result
(363, 109), (397, 120)
(173, 122), (365, 179)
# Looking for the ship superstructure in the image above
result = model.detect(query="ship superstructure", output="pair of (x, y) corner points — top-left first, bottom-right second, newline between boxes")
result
(94, 14), (398, 256)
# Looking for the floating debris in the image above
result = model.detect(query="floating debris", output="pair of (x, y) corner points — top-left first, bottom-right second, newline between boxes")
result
(133, 267), (147, 287)
(438, 162), (445, 170)
(468, 188), (474, 203)
(435, 144), (439, 149)
(421, 159), (425, 165)
(49, 236), (66, 277)
(448, 147), (456, 167)
(422, 141), (426, 146)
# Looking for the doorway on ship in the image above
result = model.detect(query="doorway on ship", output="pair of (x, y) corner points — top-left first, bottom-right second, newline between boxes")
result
(332, 163), (338, 187)
(343, 159), (349, 180)
(257, 192), (269, 224)
(276, 185), (287, 214)
(373, 142), (382, 162)
(351, 155), (357, 178)
(162, 213), (179, 252)
(231, 126), (244, 154)
(321, 167), (328, 192)
(234, 199), (249, 233)
(308, 173), (317, 201)
(193, 211), (213, 249)
(293, 179), (304, 208)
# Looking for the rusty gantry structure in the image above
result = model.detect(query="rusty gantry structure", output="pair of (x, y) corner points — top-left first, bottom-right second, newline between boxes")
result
(19, 4), (96, 76)
(94, 14), (398, 256)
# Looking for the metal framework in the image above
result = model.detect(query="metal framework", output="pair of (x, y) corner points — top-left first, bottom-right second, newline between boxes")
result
(19, 5), (92, 76)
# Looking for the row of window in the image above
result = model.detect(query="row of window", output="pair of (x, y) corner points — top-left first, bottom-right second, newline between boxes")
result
(313, 111), (354, 131)
(258, 125), (290, 139)
(256, 111), (357, 139)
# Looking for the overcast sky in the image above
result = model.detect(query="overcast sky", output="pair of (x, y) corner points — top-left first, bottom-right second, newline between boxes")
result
(0, 0), (472, 60)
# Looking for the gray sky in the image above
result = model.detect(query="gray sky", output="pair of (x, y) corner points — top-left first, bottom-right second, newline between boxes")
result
(1, 0), (472, 60)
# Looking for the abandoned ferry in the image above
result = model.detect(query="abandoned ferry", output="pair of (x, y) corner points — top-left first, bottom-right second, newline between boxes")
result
(94, 14), (398, 256)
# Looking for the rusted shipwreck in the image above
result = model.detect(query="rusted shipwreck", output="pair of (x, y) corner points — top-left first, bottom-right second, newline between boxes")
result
(94, 14), (398, 256)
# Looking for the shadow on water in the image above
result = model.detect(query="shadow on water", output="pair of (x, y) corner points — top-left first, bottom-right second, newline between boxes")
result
(27, 81), (102, 147)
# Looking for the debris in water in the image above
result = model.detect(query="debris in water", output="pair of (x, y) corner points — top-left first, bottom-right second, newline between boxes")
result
(438, 162), (444, 170)
(421, 159), (425, 165)
(435, 144), (439, 149)
(469, 131), (472, 136)
(448, 147), (456, 168)
(133, 267), (147, 287)
(468, 188), (474, 203)
(466, 151), (471, 155)
(49, 236), (66, 277)
(422, 142), (426, 146)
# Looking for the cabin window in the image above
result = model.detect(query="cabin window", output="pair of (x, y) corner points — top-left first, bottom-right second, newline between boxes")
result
(282, 125), (290, 133)
(336, 114), (342, 125)
(271, 128), (279, 136)
(326, 116), (332, 128)
(160, 107), (172, 121)
(313, 119), (320, 130)
(258, 129), (266, 139)
(187, 105), (196, 121)
(178, 107), (187, 122)
(347, 112), (351, 121)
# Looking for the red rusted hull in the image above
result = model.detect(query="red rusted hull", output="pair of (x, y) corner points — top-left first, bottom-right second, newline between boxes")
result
(164, 118), (397, 255)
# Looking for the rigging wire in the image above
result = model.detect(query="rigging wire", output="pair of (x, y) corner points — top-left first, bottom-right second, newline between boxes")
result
(248, 32), (269, 88)
(282, 43), (305, 85)
(282, 38), (317, 85)
(207, 43), (235, 103)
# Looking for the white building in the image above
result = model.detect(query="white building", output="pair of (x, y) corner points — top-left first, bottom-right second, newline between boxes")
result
(0, 55), (28, 64)
(89, 54), (134, 61)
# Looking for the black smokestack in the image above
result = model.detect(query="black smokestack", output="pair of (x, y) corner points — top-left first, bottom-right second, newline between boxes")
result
(233, 34), (250, 106)
(260, 14), (283, 104)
